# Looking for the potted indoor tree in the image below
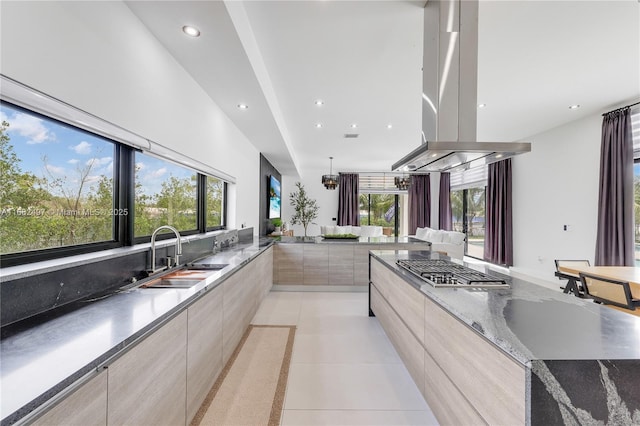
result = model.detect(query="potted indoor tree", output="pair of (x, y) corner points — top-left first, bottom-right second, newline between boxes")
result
(289, 182), (318, 237)
(271, 217), (282, 234)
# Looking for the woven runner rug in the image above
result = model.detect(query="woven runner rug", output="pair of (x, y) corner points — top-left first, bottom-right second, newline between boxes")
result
(191, 325), (296, 426)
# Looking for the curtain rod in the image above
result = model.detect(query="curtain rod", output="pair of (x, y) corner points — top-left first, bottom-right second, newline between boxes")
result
(602, 100), (640, 116)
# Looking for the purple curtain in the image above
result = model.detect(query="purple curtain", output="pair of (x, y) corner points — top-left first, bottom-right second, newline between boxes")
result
(484, 159), (513, 266)
(337, 173), (359, 226)
(439, 173), (452, 231)
(408, 174), (430, 235)
(595, 108), (633, 266)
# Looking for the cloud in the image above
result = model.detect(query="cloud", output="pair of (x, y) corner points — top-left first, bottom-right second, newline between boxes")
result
(45, 164), (65, 175)
(4, 112), (56, 144)
(68, 159), (79, 165)
(71, 141), (92, 155)
(85, 175), (102, 184)
(148, 167), (167, 178)
(135, 162), (146, 171)
(86, 156), (112, 167)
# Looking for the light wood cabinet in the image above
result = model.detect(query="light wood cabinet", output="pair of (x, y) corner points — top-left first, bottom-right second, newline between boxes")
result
(370, 285), (425, 396)
(303, 245), (329, 285)
(424, 297), (525, 425)
(222, 267), (251, 364)
(32, 371), (107, 426)
(275, 243), (429, 287)
(275, 244), (303, 284)
(31, 248), (273, 426)
(107, 311), (188, 426)
(370, 257), (526, 426)
(328, 245), (354, 285)
(186, 284), (223, 423)
(423, 349), (487, 425)
(354, 245), (374, 285)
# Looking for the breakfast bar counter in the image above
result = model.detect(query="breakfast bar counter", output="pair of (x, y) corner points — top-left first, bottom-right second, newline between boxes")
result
(272, 236), (430, 287)
(369, 250), (640, 425)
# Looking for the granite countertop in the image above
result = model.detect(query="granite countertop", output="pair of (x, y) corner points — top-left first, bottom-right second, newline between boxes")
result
(0, 239), (273, 425)
(370, 250), (640, 366)
(275, 235), (431, 245)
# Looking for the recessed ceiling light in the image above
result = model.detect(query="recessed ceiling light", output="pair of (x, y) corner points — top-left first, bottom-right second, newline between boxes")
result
(387, 124), (393, 129)
(237, 104), (248, 109)
(182, 25), (201, 37)
(478, 103), (487, 108)
(569, 104), (580, 110)
(350, 123), (357, 129)
(316, 123), (323, 128)
(315, 99), (324, 106)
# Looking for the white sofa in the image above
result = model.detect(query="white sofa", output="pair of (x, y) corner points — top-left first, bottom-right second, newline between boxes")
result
(320, 225), (383, 237)
(412, 227), (466, 260)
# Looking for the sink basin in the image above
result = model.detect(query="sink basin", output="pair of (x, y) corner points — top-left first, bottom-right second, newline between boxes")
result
(143, 278), (203, 289)
(185, 263), (229, 270)
(163, 270), (213, 280)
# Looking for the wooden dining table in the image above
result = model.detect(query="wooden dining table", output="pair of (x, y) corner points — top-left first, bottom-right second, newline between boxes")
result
(557, 265), (640, 299)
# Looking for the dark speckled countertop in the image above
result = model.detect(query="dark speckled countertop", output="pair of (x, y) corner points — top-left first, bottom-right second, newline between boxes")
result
(0, 239), (273, 425)
(371, 250), (640, 366)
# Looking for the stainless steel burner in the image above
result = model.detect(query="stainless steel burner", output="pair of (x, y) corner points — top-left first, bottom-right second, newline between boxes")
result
(396, 259), (509, 288)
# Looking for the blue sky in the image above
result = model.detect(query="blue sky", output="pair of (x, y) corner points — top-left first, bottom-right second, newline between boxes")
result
(1, 102), (193, 197)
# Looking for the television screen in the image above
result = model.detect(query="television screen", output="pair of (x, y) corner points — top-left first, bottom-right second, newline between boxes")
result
(268, 175), (281, 219)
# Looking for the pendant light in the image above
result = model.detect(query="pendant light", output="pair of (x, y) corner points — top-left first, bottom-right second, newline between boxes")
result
(394, 175), (410, 190)
(322, 157), (339, 190)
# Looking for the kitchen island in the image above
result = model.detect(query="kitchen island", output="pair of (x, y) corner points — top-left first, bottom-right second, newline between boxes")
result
(273, 235), (430, 287)
(369, 250), (640, 425)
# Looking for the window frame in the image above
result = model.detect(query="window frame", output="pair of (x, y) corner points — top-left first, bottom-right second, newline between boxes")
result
(0, 100), (229, 267)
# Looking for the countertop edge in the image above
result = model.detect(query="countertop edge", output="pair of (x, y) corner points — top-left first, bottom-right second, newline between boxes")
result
(0, 242), (273, 426)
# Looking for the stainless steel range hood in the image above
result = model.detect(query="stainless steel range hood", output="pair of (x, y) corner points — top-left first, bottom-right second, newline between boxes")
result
(392, 141), (531, 173)
(392, 0), (530, 173)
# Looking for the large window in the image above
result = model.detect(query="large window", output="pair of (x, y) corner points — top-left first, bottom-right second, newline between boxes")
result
(134, 152), (198, 237)
(0, 92), (228, 266)
(1, 102), (116, 255)
(206, 176), (224, 229)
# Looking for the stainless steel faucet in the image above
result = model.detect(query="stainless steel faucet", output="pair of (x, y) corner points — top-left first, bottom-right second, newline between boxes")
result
(148, 225), (182, 274)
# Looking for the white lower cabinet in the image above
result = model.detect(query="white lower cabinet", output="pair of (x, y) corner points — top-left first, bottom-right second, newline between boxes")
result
(107, 311), (188, 426)
(32, 371), (108, 426)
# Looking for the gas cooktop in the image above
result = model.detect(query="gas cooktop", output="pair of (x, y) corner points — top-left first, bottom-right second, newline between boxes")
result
(396, 259), (509, 288)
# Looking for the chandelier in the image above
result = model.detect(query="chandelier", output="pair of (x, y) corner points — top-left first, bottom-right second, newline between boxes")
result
(394, 175), (410, 191)
(322, 157), (339, 190)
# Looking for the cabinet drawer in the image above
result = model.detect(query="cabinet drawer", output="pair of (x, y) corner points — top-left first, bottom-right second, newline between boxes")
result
(371, 258), (424, 345)
(371, 285), (425, 396)
(33, 371), (107, 426)
(107, 312), (187, 426)
(424, 299), (525, 425)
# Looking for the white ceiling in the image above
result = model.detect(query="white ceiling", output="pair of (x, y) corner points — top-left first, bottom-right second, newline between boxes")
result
(125, 0), (640, 179)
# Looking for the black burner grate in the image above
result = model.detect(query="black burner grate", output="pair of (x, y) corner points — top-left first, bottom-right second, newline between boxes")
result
(396, 259), (508, 288)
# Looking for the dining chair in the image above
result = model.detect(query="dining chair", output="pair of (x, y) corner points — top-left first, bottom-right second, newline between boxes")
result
(554, 259), (590, 297)
(579, 272), (640, 310)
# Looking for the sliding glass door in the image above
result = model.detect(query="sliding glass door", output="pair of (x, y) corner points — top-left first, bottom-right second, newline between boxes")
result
(359, 193), (408, 236)
(451, 187), (486, 259)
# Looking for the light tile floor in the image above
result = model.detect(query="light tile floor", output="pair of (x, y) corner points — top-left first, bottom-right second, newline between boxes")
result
(251, 291), (440, 426)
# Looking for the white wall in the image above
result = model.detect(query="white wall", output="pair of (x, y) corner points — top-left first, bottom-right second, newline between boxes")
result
(0, 1), (260, 230)
(281, 170), (339, 236)
(511, 112), (603, 283)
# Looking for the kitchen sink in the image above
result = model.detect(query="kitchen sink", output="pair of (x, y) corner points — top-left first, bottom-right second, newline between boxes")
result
(142, 278), (203, 289)
(141, 264), (228, 289)
(184, 263), (229, 270)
